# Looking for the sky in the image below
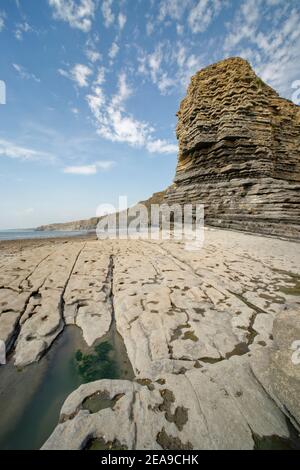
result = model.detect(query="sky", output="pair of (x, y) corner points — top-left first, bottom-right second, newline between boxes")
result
(0, 0), (299, 229)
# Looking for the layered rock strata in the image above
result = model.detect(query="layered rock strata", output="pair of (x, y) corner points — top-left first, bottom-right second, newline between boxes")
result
(164, 57), (300, 239)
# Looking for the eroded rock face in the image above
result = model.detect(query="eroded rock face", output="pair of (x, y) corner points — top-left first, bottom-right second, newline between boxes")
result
(42, 230), (300, 450)
(251, 303), (300, 431)
(42, 365), (290, 451)
(0, 241), (115, 367)
(164, 57), (300, 239)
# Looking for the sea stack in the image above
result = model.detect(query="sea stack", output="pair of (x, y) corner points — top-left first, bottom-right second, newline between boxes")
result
(164, 57), (300, 239)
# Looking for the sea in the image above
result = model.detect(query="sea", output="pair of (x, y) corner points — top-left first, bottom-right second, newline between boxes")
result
(0, 229), (90, 241)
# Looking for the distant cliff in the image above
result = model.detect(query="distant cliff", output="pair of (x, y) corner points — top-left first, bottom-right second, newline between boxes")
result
(164, 57), (300, 239)
(36, 217), (100, 232)
(35, 191), (166, 231)
(37, 58), (300, 239)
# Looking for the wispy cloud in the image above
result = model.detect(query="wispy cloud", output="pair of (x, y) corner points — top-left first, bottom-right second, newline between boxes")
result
(102, 0), (114, 28)
(0, 11), (5, 32)
(86, 72), (178, 154)
(223, 0), (300, 95)
(188, 0), (224, 34)
(158, 0), (190, 22)
(0, 138), (55, 162)
(138, 41), (203, 94)
(14, 21), (33, 40)
(146, 139), (178, 154)
(108, 42), (119, 60)
(118, 12), (127, 30)
(94, 66), (106, 85)
(58, 63), (92, 87)
(85, 48), (101, 63)
(63, 160), (116, 175)
(48, 0), (96, 32)
(12, 63), (40, 82)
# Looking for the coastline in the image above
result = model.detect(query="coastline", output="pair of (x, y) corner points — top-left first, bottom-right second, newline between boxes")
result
(0, 231), (97, 255)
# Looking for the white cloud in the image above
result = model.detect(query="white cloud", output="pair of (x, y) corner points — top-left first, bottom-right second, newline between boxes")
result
(86, 49), (101, 63)
(223, 1), (300, 96)
(12, 63), (40, 82)
(112, 73), (132, 103)
(176, 52), (203, 88)
(48, 0), (96, 32)
(0, 138), (55, 162)
(102, 0), (114, 28)
(158, 0), (190, 22)
(177, 46), (186, 68)
(176, 24), (184, 35)
(157, 73), (176, 94)
(0, 11), (5, 32)
(87, 73), (138, 144)
(148, 47), (163, 82)
(58, 63), (92, 87)
(108, 42), (119, 60)
(14, 22), (33, 40)
(146, 21), (154, 36)
(138, 42), (203, 94)
(138, 45), (174, 93)
(94, 66), (106, 85)
(118, 12), (126, 30)
(63, 160), (115, 175)
(86, 86), (106, 118)
(223, 0), (261, 50)
(188, 0), (223, 34)
(86, 73), (177, 154)
(146, 139), (177, 154)
(72, 65), (92, 87)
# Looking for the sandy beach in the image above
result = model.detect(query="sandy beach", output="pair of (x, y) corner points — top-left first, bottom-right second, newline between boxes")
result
(0, 232), (97, 255)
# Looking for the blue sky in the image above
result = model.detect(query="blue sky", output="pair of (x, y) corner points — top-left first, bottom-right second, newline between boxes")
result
(0, 0), (299, 229)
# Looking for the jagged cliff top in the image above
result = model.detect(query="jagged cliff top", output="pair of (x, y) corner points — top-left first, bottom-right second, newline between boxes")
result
(179, 56), (299, 114)
(165, 57), (300, 239)
(177, 57), (300, 141)
(175, 57), (300, 182)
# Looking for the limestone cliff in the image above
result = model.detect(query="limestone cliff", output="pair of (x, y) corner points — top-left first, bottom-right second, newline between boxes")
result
(164, 57), (300, 239)
(35, 191), (166, 231)
(36, 217), (100, 232)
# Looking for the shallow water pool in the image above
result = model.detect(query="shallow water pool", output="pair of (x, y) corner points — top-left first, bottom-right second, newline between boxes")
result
(0, 325), (134, 450)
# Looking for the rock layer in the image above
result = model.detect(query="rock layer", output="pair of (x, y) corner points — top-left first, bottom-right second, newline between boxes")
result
(164, 57), (300, 239)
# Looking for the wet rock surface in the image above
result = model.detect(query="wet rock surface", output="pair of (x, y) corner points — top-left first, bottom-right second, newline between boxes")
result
(0, 228), (293, 449)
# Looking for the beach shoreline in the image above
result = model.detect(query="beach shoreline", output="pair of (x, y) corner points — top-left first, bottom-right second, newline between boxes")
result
(0, 231), (97, 255)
